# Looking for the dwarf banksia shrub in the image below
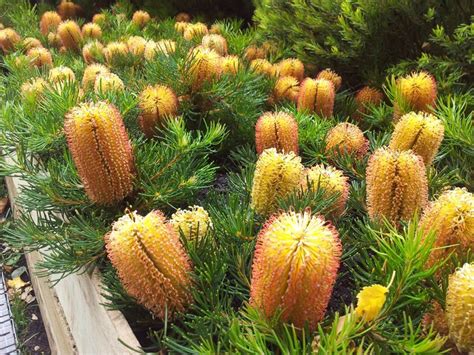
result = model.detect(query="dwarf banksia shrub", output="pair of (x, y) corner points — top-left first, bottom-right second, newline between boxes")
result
(250, 210), (341, 330)
(274, 58), (304, 81)
(389, 112), (444, 167)
(446, 263), (474, 352)
(82, 23), (102, 40)
(183, 22), (208, 41)
(48, 66), (75, 85)
(0, 28), (20, 53)
(251, 148), (303, 215)
(255, 112), (299, 155)
(250, 59), (274, 76)
(82, 63), (109, 89)
(94, 73), (124, 93)
(420, 188), (473, 269)
(271, 76), (299, 104)
(64, 101), (135, 205)
(188, 47), (222, 91)
(57, 20), (82, 51)
(26, 47), (53, 68)
(132, 10), (151, 28)
(138, 85), (179, 138)
(171, 205), (213, 241)
(39, 11), (61, 35)
(104, 41), (129, 66)
(105, 210), (193, 319)
(366, 148), (428, 225)
(221, 55), (240, 75)
(297, 78), (335, 118)
(394, 71), (437, 120)
(82, 41), (104, 64)
(301, 164), (349, 218)
(316, 69), (342, 91)
(354, 86), (384, 120)
(202, 34), (228, 56)
(325, 122), (368, 159)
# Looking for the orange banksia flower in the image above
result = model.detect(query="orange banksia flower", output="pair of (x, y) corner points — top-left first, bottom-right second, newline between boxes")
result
(325, 122), (368, 159)
(188, 47), (222, 91)
(209, 23), (223, 35)
(297, 78), (335, 118)
(446, 263), (474, 352)
(104, 41), (129, 66)
(138, 85), (179, 137)
(174, 21), (189, 35)
(82, 63), (109, 89)
(175, 12), (191, 23)
(40, 11), (61, 35)
(244, 44), (267, 61)
(202, 34), (228, 56)
(0, 28), (21, 53)
(105, 210), (193, 319)
(271, 76), (299, 104)
(57, 20), (82, 51)
(48, 66), (75, 85)
(250, 59), (274, 76)
(183, 22), (208, 41)
(64, 101), (135, 204)
(354, 86), (384, 121)
(57, 0), (80, 19)
(422, 301), (449, 338)
(47, 32), (62, 48)
(82, 40), (104, 64)
(255, 112), (299, 155)
(26, 47), (53, 68)
(389, 112), (444, 167)
(171, 205), (213, 241)
(250, 210), (341, 330)
(316, 69), (342, 91)
(251, 148), (304, 215)
(132, 10), (151, 28)
(366, 148), (428, 225)
(221, 55), (240, 75)
(394, 71), (437, 120)
(274, 58), (304, 81)
(92, 13), (106, 25)
(301, 164), (349, 218)
(82, 22), (102, 40)
(23, 37), (43, 51)
(94, 72), (124, 93)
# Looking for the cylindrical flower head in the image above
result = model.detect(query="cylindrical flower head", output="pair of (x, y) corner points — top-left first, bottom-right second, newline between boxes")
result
(23, 37), (43, 51)
(271, 76), (299, 104)
(171, 205), (213, 241)
(301, 164), (349, 218)
(251, 148), (304, 215)
(255, 112), (299, 155)
(244, 45), (267, 61)
(26, 47), (53, 68)
(366, 148), (428, 225)
(0, 28), (21, 53)
(82, 23), (102, 40)
(48, 66), (75, 85)
(144, 40), (176, 60)
(250, 59), (274, 76)
(82, 40), (104, 64)
(209, 23), (223, 35)
(105, 210), (193, 319)
(40, 11), (62, 35)
(57, 20), (82, 51)
(175, 12), (191, 22)
(47, 32), (63, 48)
(183, 23), (208, 41)
(250, 210), (341, 330)
(94, 72), (124, 93)
(221, 55), (240, 75)
(92, 13), (106, 25)
(354, 86), (384, 121)
(174, 21), (189, 35)
(446, 263), (474, 352)
(127, 36), (147, 57)
(202, 34), (228, 56)
(82, 63), (109, 89)
(394, 71), (437, 120)
(420, 188), (473, 269)
(21, 78), (48, 102)
(389, 112), (444, 167)
(297, 78), (335, 118)
(188, 47), (222, 91)
(104, 41), (129, 66)
(274, 58), (304, 81)
(138, 84), (178, 137)
(132, 10), (151, 28)
(64, 101), (135, 204)
(325, 122), (368, 159)
(57, 0), (79, 19)
(316, 69), (342, 91)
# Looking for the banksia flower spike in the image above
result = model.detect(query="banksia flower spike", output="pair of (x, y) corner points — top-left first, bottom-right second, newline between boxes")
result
(105, 210), (193, 319)
(366, 148), (428, 225)
(301, 164), (349, 218)
(297, 78), (335, 118)
(57, 20), (82, 51)
(250, 210), (341, 330)
(188, 47), (222, 91)
(250, 59), (274, 76)
(271, 76), (299, 104)
(244, 45), (267, 61)
(92, 13), (106, 25)
(64, 101), (135, 204)
(127, 36), (147, 57)
(389, 112), (444, 167)
(94, 72), (124, 93)
(316, 69), (342, 91)
(47, 32), (62, 48)
(40, 11), (62, 35)
(82, 23), (102, 40)
(104, 41), (129, 66)
(48, 66), (75, 85)
(420, 188), (473, 270)
(202, 34), (228, 56)
(175, 12), (191, 23)
(325, 122), (368, 159)
(23, 37), (43, 51)
(171, 206), (213, 241)
(274, 58), (304, 81)
(26, 47), (53, 68)
(354, 86), (384, 121)
(183, 23), (208, 41)
(251, 148), (304, 215)
(446, 263), (474, 352)
(210, 23), (223, 35)
(57, 0), (80, 19)
(394, 71), (437, 121)
(21, 78), (48, 102)
(221, 55), (240, 75)
(132, 10), (151, 28)
(144, 40), (176, 60)
(0, 28), (21, 53)
(255, 112), (299, 155)
(82, 40), (104, 64)
(174, 21), (189, 35)
(82, 63), (109, 89)
(138, 84), (179, 137)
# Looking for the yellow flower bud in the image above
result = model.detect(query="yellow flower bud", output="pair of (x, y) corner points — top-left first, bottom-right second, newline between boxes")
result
(250, 59), (274, 76)
(220, 55), (240, 75)
(353, 86), (384, 121)
(271, 76), (299, 104)
(187, 47), (222, 91)
(183, 22), (208, 41)
(82, 22), (102, 40)
(48, 65), (75, 85)
(171, 205), (213, 241)
(274, 58), (304, 81)
(40, 11), (62, 35)
(175, 12), (191, 23)
(174, 21), (189, 35)
(23, 37), (43, 51)
(92, 13), (106, 25)
(26, 47), (53, 68)
(144, 39), (176, 60)
(255, 112), (299, 155)
(57, 20), (82, 51)
(297, 78), (335, 118)
(82, 63), (109, 89)
(57, 0), (80, 20)
(47, 32), (62, 48)
(21, 78), (48, 102)
(0, 28), (21, 53)
(94, 72), (124, 93)
(355, 284), (388, 322)
(132, 10), (151, 28)
(316, 69), (342, 91)
(325, 122), (368, 159)
(202, 34), (228, 56)
(103, 41), (129, 66)
(244, 45), (266, 61)
(126, 36), (147, 57)
(82, 40), (104, 64)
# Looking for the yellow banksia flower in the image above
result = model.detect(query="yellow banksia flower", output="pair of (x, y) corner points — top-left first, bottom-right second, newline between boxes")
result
(57, 20), (82, 51)
(297, 78), (335, 118)
(221, 55), (240, 75)
(255, 112), (299, 155)
(301, 164), (349, 218)
(394, 71), (437, 121)
(132, 10), (151, 28)
(23, 37), (43, 51)
(316, 69), (342, 91)
(82, 40), (104, 64)
(354, 86), (384, 121)
(325, 122), (368, 159)
(40, 11), (61, 35)
(202, 34), (228, 56)
(104, 41), (129, 66)
(209, 23), (223, 34)
(26, 47), (53, 68)
(271, 76), (299, 104)
(48, 65), (75, 85)
(127, 36), (147, 57)
(420, 188), (473, 270)
(92, 13), (105, 25)
(250, 58), (274, 76)
(82, 63), (109, 89)
(389, 112), (444, 167)
(176, 12), (191, 23)
(57, 0), (80, 20)
(355, 284), (388, 322)
(138, 84), (179, 137)
(274, 58), (304, 81)
(0, 28), (21, 53)
(82, 22), (102, 40)
(171, 206), (213, 241)
(183, 22), (208, 41)
(144, 40), (176, 60)
(251, 148), (304, 215)
(21, 78), (48, 102)
(174, 21), (189, 34)
(244, 44), (267, 61)
(64, 101), (135, 204)
(366, 148), (428, 225)
(446, 263), (474, 352)
(250, 210), (341, 330)
(105, 210), (193, 319)
(188, 47), (222, 91)
(94, 72), (124, 93)
(47, 32), (62, 48)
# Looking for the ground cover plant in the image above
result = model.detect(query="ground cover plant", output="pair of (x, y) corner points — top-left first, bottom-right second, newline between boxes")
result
(0, 0), (472, 353)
